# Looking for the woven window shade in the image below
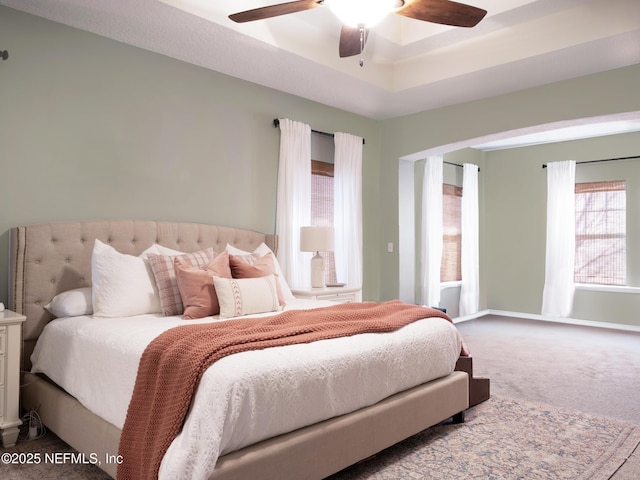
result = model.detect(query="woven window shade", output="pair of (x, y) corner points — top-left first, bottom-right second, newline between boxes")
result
(311, 160), (337, 284)
(441, 184), (462, 282)
(311, 160), (334, 177)
(575, 180), (626, 285)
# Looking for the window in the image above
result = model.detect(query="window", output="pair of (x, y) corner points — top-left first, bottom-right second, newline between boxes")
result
(311, 160), (337, 284)
(441, 184), (462, 282)
(574, 180), (626, 285)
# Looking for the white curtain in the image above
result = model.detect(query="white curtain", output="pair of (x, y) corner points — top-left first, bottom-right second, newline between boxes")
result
(333, 132), (363, 298)
(421, 156), (443, 307)
(275, 118), (311, 289)
(460, 163), (480, 316)
(542, 160), (576, 317)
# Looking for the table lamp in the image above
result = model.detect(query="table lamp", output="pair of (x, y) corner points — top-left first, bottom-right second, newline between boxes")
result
(300, 226), (335, 288)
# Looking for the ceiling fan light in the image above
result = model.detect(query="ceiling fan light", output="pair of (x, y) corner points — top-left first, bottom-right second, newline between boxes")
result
(325, 0), (396, 28)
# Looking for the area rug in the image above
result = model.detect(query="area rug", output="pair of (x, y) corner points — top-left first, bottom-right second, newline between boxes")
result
(2, 429), (111, 480)
(3, 396), (639, 480)
(328, 395), (640, 480)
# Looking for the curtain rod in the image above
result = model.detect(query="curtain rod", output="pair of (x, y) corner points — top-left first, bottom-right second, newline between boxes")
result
(444, 161), (480, 172)
(542, 155), (640, 168)
(273, 119), (365, 145)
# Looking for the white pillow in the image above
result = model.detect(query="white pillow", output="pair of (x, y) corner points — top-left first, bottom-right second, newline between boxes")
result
(140, 244), (184, 258)
(154, 245), (185, 256)
(225, 243), (295, 303)
(45, 287), (93, 318)
(91, 240), (161, 317)
(214, 275), (281, 319)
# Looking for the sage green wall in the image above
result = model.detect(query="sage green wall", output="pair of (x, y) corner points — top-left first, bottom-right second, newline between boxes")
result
(0, 6), (382, 305)
(484, 132), (640, 327)
(408, 135), (640, 327)
(380, 63), (640, 328)
(2, 6), (640, 328)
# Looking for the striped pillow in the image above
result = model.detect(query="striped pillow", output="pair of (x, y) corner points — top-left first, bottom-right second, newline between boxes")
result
(148, 247), (215, 316)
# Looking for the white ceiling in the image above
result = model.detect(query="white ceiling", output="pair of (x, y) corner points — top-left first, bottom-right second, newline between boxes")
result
(3, 0), (640, 148)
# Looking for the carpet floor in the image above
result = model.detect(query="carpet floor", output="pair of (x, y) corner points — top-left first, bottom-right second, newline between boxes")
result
(328, 395), (640, 480)
(3, 315), (639, 479)
(457, 315), (640, 425)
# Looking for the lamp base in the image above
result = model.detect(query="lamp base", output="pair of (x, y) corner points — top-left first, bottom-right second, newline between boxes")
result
(310, 252), (325, 288)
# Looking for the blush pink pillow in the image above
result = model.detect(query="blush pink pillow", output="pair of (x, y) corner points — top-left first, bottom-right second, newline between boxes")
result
(148, 247), (215, 316)
(175, 251), (232, 319)
(229, 252), (285, 305)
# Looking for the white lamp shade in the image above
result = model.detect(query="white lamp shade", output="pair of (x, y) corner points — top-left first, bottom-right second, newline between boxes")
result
(300, 226), (335, 253)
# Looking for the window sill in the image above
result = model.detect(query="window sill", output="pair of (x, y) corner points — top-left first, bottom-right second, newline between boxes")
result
(575, 283), (640, 294)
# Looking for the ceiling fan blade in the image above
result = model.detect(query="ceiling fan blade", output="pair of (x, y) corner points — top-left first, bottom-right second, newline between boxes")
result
(395, 0), (487, 27)
(339, 25), (369, 58)
(229, 0), (322, 23)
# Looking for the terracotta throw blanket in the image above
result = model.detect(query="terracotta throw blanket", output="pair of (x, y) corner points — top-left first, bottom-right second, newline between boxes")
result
(117, 300), (452, 480)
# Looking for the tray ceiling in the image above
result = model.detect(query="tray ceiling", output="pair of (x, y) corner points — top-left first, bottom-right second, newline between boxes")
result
(2, 0), (640, 121)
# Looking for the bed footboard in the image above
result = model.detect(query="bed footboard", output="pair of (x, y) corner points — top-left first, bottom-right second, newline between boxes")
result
(22, 371), (469, 480)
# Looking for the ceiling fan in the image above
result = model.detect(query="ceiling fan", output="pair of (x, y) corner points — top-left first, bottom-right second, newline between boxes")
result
(228, 0), (487, 61)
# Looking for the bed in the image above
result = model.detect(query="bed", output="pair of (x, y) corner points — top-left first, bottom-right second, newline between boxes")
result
(10, 220), (476, 480)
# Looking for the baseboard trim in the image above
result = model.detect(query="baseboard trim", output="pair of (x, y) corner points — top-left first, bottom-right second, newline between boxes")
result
(482, 309), (640, 333)
(452, 310), (490, 324)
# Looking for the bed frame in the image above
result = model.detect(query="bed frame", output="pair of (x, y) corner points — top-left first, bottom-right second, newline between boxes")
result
(10, 220), (471, 479)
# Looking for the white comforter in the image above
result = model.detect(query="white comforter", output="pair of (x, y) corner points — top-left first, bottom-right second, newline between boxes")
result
(30, 300), (462, 480)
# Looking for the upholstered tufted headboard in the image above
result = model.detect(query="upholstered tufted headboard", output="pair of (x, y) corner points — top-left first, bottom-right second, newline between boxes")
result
(9, 220), (277, 369)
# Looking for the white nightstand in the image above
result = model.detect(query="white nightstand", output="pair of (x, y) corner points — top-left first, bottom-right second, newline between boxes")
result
(291, 286), (361, 304)
(0, 309), (26, 447)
